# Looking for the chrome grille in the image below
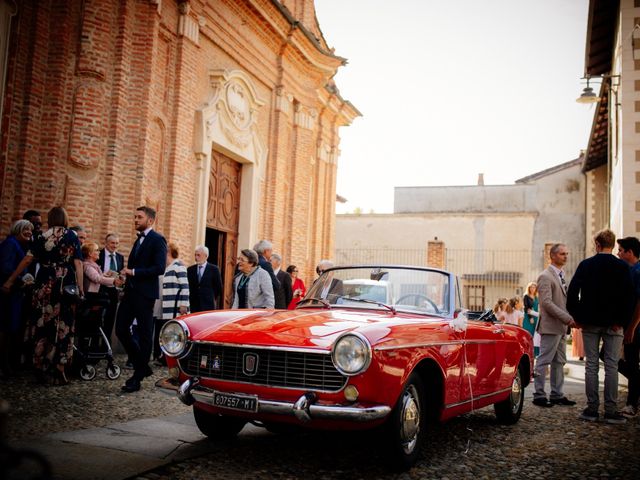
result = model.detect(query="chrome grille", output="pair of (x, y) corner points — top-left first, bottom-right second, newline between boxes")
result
(179, 343), (347, 391)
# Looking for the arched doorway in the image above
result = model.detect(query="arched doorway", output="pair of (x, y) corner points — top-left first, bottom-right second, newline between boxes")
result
(206, 151), (242, 308)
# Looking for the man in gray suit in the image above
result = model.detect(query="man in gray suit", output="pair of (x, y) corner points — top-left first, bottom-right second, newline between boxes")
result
(532, 243), (577, 408)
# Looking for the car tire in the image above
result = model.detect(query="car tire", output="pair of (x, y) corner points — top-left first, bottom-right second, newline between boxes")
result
(494, 365), (524, 424)
(193, 405), (247, 440)
(384, 373), (426, 470)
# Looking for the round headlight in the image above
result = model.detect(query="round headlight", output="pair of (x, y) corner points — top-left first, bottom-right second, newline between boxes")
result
(331, 333), (372, 376)
(160, 321), (188, 357)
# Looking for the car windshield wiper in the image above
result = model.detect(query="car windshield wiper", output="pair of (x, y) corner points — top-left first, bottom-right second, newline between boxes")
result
(297, 297), (331, 309)
(339, 296), (396, 315)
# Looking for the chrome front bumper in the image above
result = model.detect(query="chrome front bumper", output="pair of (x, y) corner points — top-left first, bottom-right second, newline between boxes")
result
(156, 377), (391, 423)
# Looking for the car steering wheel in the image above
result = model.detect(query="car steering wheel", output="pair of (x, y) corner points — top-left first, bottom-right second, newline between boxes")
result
(396, 293), (440, 313)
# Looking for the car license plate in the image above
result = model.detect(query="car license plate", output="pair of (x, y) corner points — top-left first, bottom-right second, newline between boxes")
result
(212, 391), (258, 412)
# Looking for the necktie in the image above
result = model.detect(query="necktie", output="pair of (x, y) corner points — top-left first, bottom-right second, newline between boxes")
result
(559, 271), (567, 293)
(109, 253), (117, 272)
(198, 265), (204, 281)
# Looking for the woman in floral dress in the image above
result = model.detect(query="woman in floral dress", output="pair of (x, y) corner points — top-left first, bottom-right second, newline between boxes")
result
(5, 207), (83, 384)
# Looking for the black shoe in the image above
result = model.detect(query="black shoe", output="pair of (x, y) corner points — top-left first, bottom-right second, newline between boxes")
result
(142, 365), (153, 378)
(550, 397), (576, 406)
(121, 377), (141, 393)
(532, 397), (554, 408)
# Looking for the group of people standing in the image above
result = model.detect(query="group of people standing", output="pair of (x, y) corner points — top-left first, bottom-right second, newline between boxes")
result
(0, 205), (310, 393)
(531, 230), (639, 424)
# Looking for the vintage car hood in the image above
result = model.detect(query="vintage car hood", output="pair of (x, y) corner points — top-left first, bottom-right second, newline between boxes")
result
(179, 308), (446, 350)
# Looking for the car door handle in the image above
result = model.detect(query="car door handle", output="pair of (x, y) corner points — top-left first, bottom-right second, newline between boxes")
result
(492, 328), (505, 334)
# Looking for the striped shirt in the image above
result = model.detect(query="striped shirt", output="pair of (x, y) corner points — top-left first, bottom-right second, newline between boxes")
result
(162, 260), (190, 320)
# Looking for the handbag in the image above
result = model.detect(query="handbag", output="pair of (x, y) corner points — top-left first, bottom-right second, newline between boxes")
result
(62, 284), (82, 303)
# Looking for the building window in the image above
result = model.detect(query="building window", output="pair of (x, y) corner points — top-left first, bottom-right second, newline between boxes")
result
(464, 284), (485, 311)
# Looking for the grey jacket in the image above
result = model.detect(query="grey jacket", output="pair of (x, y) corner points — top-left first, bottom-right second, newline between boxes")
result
(232, 266), (275, 309)
(536, 266), (574, 335)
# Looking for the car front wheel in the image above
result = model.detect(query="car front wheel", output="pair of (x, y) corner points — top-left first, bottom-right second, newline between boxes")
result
(384, 373), (426, 470)
(193, 405), (247, 440)
(494, 365), (524, 424)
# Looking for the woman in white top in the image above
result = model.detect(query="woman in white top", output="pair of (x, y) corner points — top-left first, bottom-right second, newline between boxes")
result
(502, 296), (524, 327)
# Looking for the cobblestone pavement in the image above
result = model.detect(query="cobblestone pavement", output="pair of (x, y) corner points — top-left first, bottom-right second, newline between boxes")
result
(2, 355), (639, 480)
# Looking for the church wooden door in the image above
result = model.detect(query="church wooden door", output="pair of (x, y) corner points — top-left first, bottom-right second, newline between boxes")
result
(206, 151), (242, 308)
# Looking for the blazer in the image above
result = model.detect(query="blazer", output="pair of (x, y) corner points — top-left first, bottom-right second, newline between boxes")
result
(124, 229), (167, 300)
(274, 270), (293, 309)
(187, 262), (223, 312)
(536, 266), (573, 335)
(258, 255), (280, 293)
(567, 253), (635, 329)
(98, 248), (125, 276)
(232, 266), (275, 309)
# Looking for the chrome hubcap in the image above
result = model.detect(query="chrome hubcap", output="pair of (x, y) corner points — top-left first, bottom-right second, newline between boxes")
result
(511, 372), (522, 414)
(400, 385), (421, 454)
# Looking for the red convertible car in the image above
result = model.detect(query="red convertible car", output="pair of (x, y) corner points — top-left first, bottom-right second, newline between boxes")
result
(157, 265), (533, 468)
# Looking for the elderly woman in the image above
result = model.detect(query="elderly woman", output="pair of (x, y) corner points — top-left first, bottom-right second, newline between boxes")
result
(3, 207), (83, 385)
(232, 248), (274, 309)
(81, 242), (123, 294)
(0, 219), (34, 378)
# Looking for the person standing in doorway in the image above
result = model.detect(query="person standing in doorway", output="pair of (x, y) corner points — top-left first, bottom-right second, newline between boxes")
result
(187, 245), (223, 312)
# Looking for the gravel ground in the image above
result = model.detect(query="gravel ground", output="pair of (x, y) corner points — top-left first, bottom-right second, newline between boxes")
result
(2, 356), (639, 480)
(139, 400), (640, 480)
(1, 354), (190, 441)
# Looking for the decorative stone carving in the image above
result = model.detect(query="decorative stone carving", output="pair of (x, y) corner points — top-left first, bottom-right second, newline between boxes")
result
(178, 1), (199, 44)
(274, 86), (293, 115)
(294, 103), (317, 130)
(196, 69), (266, 166)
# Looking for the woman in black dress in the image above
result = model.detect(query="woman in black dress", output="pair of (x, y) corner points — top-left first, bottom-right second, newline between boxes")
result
(4, 207), (83, 384)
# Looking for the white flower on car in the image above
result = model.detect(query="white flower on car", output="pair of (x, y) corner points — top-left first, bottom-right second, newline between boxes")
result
(449, 313), (468, 333)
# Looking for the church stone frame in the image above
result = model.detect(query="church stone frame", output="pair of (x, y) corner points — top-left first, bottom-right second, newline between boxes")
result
(193, 69), (267, 250)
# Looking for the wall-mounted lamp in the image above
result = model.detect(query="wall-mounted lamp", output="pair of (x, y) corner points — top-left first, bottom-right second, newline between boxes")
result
(576, 78), (600, 104)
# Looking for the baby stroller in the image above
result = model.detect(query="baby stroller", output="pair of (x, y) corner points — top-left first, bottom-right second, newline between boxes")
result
(74, 292), (121, 381)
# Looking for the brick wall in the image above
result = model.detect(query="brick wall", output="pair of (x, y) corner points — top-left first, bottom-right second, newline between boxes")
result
(0, 0), (359, 290)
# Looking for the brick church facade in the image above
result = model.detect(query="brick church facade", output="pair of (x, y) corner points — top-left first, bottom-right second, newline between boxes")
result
(0, 0), (359, 305)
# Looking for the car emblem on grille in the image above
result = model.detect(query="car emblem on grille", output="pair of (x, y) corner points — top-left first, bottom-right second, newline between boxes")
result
(212, 355), (221, 370)
(243, 352), (259, 376)
(200, 355), (208, 368)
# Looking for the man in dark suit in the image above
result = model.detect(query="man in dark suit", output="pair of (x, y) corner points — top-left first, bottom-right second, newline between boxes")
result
(567, 229), (636, 423)
(187, 245), (223, 312)
(116, 206), (167, 393)
(253, 239), (280, 294)
(98, 233), (125, 343)
(270, 253), (292, 309)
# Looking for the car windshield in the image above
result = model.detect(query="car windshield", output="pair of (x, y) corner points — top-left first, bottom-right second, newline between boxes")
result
(302, 266), (451, 316)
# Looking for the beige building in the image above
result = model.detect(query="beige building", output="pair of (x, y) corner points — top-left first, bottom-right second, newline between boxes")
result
(582, 0), (640, 245)
(336, 158), (585, 310)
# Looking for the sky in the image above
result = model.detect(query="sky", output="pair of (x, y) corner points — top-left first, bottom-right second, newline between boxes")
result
(314, 0), (594, 214)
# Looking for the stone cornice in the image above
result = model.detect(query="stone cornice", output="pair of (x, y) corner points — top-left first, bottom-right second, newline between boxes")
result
(247, 0), (345, 75)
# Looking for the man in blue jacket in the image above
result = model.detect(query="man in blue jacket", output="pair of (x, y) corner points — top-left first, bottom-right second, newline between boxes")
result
(567, 229), (635, 423)
(116, 206), (167, 393)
